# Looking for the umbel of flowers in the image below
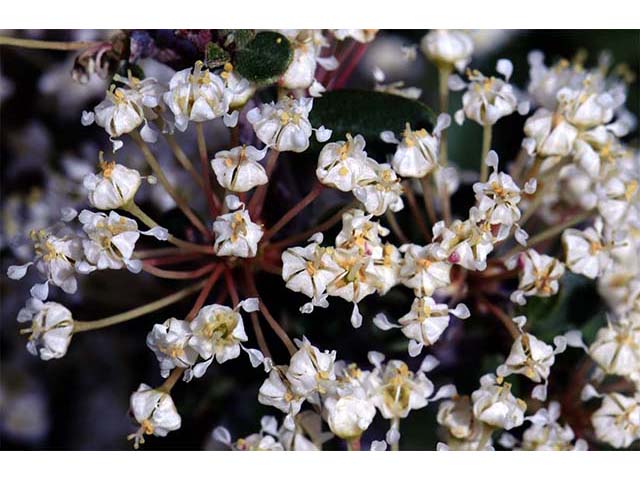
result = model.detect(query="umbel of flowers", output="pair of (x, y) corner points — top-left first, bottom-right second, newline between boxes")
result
(4, 28), (639, 450)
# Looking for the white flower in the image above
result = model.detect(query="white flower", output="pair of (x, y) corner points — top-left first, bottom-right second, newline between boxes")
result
(520, 402), (587, 451)
(279, 30), (336, 90)
(258, 366), (304, 423)
(397, 297), (470, 356)
(17, 298), (73, 360)
(589, 319), (640, 377)
(399, 243), (451, 296)
(163, 61), (232, 132)
(83, 159), (141, 210)
(452, 62), (524, 126)
(79, 210), (158, 273)
(473, 153), (522, 229)
(420, 29), (473, 72)
(316, 134), (377, 192)
(335, 209), (389, 255)
(189, 301), (254, 368)
(558, 83), (624, 130)
(353, 163), (404, 216)
(385, 117), (448, 178)
(128, 384), (181, 449)
(326, 394), (376, 440)
(8, 228), (83, 299)
(437, 395), (475, 440)
(282, 235), (342, 312)
(211, 145), (268, 193)
(591, 393), (640, 449)
(562, 218), (617, 279)
(213, 198), (263, 258)
(432, 219), (494, 271)
(89, 73), (164, 150)
(522, 108), (578, 158)
(498, 333), (556, 383)
(286, 337), (336, 397)
(326, 247), (378, 304)
(146, 318), (199, 380)
(510, 250), (565, 305)
(471, 374), (527, 430)
(526, 52), (587, 110)
(247, 96), (314, 152)
(369, 359), (434, 419)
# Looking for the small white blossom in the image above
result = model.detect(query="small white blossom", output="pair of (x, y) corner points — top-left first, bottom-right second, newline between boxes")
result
(369, 358), (434, 419)
(247, 96), (314, 152)
(385, 116), (448, 178)
(211, 145), (268, 192)
(189, 301), (255, 373)
(8, 228), (83, 299)
(316, 134), (377, 192)
(281, 235), (342, 311)
(146, 318), (199, 380)
(163, 60), (232, 132)
(83, 159), (141, 210)
(128, 384), (181, 449)
(589, 318), (640, 378)
(79, 210), (158, 273)
(17, 298), (74, 360)
(471, 374), (527, 430)
(88, 73), (165, 151)
(510, 249), (565, 305)
(562, 218), (619, 279)
(420, 29), (473, 72)
(213, 198), (263, 258)
(325, 393), (376, 440)
(452, 62), (524, 126)
(287, 337), (336, 397)
(399, 243), (451, 296)
(353, 162), (404, 216)
(591, 393), (640, 449)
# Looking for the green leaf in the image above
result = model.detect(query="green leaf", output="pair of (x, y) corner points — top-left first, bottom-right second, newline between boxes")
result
(234, 31), (292, 84)
(309, 90), (436, 147)
(204, 42), (230, 69)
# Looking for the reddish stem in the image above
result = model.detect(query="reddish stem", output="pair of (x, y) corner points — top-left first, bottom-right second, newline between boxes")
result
(262, 183), (324, 242)
(224, 268), (240, 306)
(331, 42), (370, 90)
(139, 252), (207, 266)
(185, 265), (225, 321)
(196, 124), (221, 219)
(249, 149), (280, 218)
(142, 262), (217, 280)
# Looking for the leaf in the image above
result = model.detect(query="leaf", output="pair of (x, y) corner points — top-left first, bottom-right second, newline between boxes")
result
(205, 42), (230, 69)
(309, 90), (436, 146)
(234, 31), (292, 84)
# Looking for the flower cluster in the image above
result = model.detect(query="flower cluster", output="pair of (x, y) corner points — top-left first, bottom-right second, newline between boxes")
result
(3, 28), (638, 451)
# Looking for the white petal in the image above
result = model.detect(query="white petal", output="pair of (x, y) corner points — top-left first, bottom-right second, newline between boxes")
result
(224, 195), (242, 210)
(239, 297), (260, 313)
(315, 126), (332, 143)
(372, 313), (398, 331)
(61, 207), (78, 222)
(30, 281), (49, 301)
(449, 303), (470, 319)
(370, 440), (387, 451)
(419, 354), (440, 372)
(212, 426), (232, 445)
(7, 262), (33, 280)
(81, 110), (95, 126)
(485, 150), (499, 171)
(350, 303), (363, 328)
(496, 59), (513, 81)
(380, 130), (399, 144)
